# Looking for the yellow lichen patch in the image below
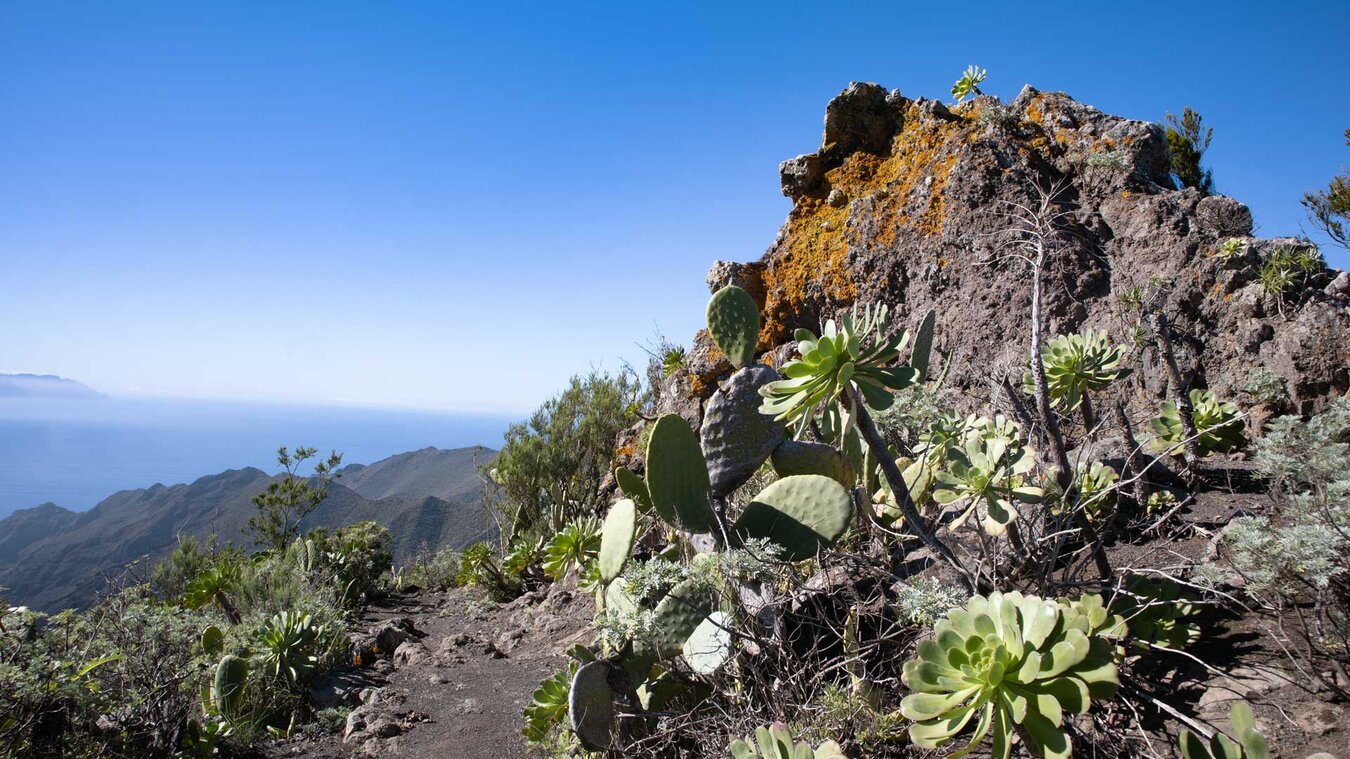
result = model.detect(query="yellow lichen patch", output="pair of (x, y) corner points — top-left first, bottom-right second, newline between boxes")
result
(759, 103), (974, 344)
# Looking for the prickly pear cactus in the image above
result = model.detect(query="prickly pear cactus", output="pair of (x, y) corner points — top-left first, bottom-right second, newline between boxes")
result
(212, 654), (249, 721)
(731, 474), (854, 562)
(614, 466), (652, 512)
(706, 285), (761, 369)
(701, 364), (787, 498)
(200, 624), (224, 657)
(770, 438), (855, 487)
(682, 610), (733, 675)
(569, 660), (622, 751)
(645, 414), (717, 533)
(598, 499), (638, 583)
(640, 577), (716, 659)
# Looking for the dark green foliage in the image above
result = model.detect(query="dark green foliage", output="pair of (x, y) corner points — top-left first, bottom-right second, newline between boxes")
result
(487, 371), (646, 541)
(152, 533), (246, 607)
(309, 521), (393, 607)
(1302, 128), (1350, 249)
(247, 446), (343, 552)
(1165, 107), (1214, 194)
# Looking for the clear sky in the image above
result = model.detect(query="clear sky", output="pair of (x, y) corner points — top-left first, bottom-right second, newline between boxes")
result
(3, 1), (1347, 414)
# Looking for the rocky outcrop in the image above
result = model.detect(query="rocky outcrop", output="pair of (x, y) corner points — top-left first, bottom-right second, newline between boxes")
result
(668, 81), (1348, 429)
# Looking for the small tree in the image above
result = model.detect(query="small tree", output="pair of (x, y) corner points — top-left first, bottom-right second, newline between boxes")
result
(1165, 107), (1214, 195)
(486, 371), (646, 542)
(1302, 128), (1350, 249)
(247, 445), (342, 552)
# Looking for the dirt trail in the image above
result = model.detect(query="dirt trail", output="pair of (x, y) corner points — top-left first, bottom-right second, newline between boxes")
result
(268, 585), (593, 759)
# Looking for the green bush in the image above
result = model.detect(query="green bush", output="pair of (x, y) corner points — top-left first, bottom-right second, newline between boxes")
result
(487, 371), (646, 541)
(1164, 107), (1214, 194)
(405, 547), (462, 592)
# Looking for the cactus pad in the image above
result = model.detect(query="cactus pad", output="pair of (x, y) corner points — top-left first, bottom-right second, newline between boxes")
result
(770, 439), (855, 487)
(641, 577), (715, 659)
(569, 660), (621, 751)
(706, 285), (761, 369)
(682, 610), (733, 675)
(701, 364), (787, 498)
(731, 474), (854, 561)
(212, 654), (249, 720)
(598, 499), (638, 582)
(614, 466), (653, 512)
(200, 624), (224, 656)
(645, 414), (716, 533)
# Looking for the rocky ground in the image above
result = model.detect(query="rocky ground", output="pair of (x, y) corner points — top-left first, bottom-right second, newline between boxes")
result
(264, 584), (593, 759)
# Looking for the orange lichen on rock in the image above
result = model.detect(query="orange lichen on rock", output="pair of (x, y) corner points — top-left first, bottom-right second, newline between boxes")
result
(758, 101), (973, 344)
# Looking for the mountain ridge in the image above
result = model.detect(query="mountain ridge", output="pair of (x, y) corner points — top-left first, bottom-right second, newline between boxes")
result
(0, 446), (497, 611)
(0, 373), (105, 399)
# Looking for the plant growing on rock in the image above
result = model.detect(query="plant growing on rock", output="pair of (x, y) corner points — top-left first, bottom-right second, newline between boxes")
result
(1022, 329), (1128, 428)
(729, 722), (846, 759)
(951, 65), (986, 103)
(542, 516), (601, 581)
(932, 416), (1043, 536)
(1149, 389), (1245, 457)
(899, 591), (1119, 759)
(1164, 107), (1214, 195)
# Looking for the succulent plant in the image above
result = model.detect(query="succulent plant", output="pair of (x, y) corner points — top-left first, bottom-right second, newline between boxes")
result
(900, 591), (1119, 759)
(200, 624), (224, 657)
(770, 438), (855, 487)
(598, 498), (638, 583)
(702, 363), (788, 498)
(707, 285), (762, 369)
(614, 466), (653, 512)
(951, 65), (987, 102)
(211, 654), (249, 722)
(730, 474), (855, 562)
(1178, 701), (1268, 759)
(569, 660), (637, 751)
(1149, 389), (1246, 456)
(645, 414), (718, 533)
(1117, 574), (1199, 651)
(522, 663), (574, 744)
(1075, 461), (1119, 523)
(681, 610), (733, 675)
(255, 611), (325, 688)
(730, 722), (847, 759)
(759, 303), (923, 435)
(1022, 330), (1128, 413)
(932, 416), (1043, 536)
(542, 516), (601, 581)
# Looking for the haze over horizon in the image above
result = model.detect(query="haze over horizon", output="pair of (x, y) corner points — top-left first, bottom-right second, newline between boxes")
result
(4, 1), (1347, 414)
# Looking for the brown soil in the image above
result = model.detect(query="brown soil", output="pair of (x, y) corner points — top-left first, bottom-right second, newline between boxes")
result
(266, 585), (594, 759)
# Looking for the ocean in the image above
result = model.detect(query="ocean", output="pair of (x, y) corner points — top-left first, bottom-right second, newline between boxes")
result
(0, 397), (515, 517)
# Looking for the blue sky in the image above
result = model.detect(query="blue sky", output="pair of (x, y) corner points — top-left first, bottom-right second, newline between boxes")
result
(3, 1), (1347, 413)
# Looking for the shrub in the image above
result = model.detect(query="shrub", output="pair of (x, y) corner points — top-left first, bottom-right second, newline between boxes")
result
(1164, 107), (1214, 194)
(894, 577), (967, 627)
(405, 547), (462, 592)
(487, 370), (646, 541)
(1241, 369), (1289, 409)
(313, 521), (393, 607)
(1301, 128), (1350, 250)
(1227, 400), (1350, 688)
(1258, 244), (1323, 304)
(247, 446), (343, 552)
